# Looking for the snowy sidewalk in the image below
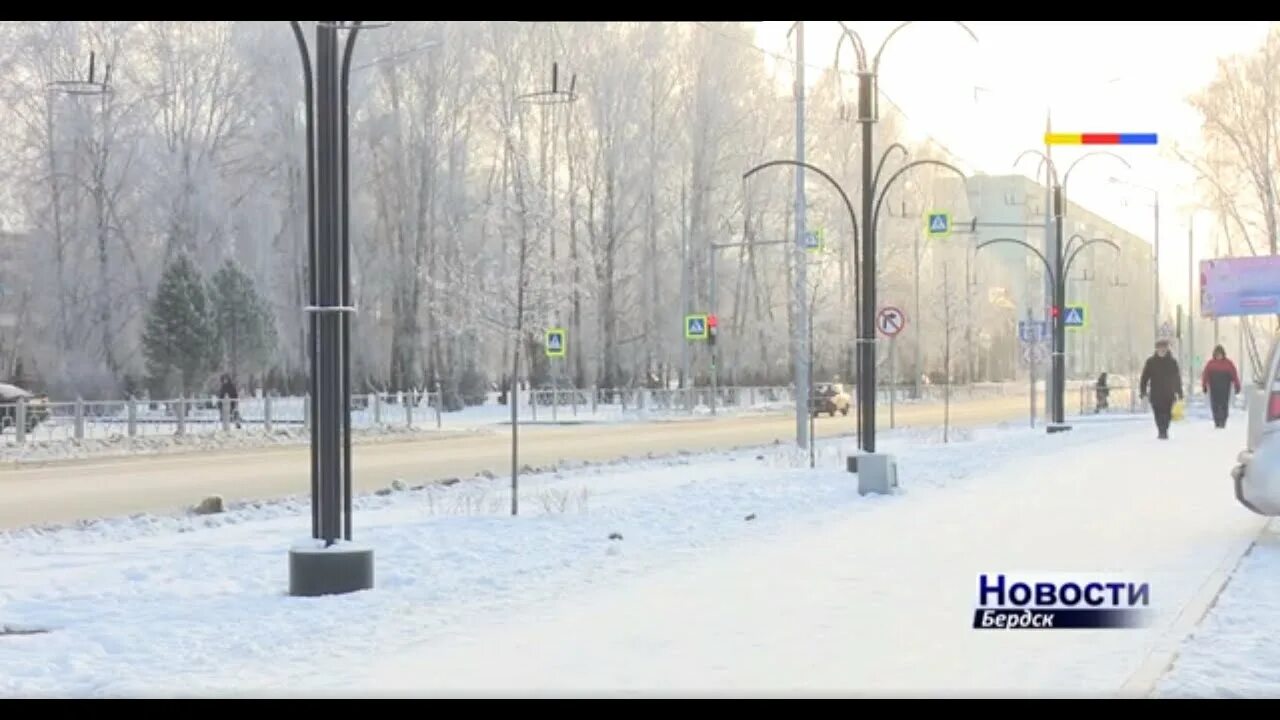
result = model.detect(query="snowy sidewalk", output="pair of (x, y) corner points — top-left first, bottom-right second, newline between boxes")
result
(0, 413), (1264, 697)
(337, 416), (1264, 696)
(1155, 520), (1280, 697)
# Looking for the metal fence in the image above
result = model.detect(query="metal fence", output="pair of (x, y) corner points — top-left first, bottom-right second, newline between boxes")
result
(0, 380), (1091, 447)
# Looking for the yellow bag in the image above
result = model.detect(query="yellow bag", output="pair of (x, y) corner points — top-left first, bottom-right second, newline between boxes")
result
(1172, 400), (1186, 422)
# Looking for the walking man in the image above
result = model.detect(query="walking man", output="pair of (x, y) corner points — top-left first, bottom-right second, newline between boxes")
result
(1201, 345), (1241, 429)
(1140, 339), (1183, 440)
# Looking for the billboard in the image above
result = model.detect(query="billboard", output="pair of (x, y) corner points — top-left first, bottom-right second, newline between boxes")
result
(1200, 256), (1280, 318)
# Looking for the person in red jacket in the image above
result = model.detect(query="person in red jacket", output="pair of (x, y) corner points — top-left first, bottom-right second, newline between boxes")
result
(1201, 345), (1241, 429)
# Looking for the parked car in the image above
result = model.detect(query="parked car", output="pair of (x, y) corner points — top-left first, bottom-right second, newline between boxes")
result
(0, 382), (50, 434)
(810, 382), (851, 418)
(1232, 333), (1280, 515)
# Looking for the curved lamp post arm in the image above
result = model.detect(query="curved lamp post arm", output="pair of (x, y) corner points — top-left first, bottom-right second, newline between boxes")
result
(872, 159), (968, 235)
(873, 142), (909, 196)
(1062, 151), (1131, 200)
(742, 159), (861, 252)
(1014, 148), (1060, 188)
(874, 21), (978, 74)
(976, 238), (1055, 286)
(1064, 239), (1121, 280)
(1064, 233), (1090, 263)
(834, 21), (867, 71)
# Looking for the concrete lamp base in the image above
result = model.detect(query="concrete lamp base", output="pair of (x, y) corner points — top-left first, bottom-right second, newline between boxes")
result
(846, 452), (900, 496)
(288, 540), (374, 597)
(1046, 423), (1073, 434)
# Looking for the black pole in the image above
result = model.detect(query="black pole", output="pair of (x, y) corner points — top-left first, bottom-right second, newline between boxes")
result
(858, 70), (875, 453)
(1052, 184), (1066, 426)
(316, 22), (341, 543)
(290, 22), (320, 540)
(340, 23), (361, 542)
(288, 20), (374, 597)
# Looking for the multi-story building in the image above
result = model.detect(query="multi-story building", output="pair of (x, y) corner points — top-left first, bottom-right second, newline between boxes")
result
(936, 173), (1157, 385)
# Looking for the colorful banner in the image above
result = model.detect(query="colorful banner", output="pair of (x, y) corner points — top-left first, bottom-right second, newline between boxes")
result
(1200, 256), (1280, 317)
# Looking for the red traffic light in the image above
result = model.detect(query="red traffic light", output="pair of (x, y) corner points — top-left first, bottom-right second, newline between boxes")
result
(708, 314), (718, 328)
(1050, 306), (1060, 318)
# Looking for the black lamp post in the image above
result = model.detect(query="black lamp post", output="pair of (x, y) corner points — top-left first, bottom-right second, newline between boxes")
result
(832, 21), (977, 455)
(975, 234), (1120, 428)
(286, 20), (387, 597)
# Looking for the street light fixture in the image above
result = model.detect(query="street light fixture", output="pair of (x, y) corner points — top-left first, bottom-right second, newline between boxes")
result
(976, 232), (1121, 428)
(508, 59), (580, 517)
(1012, 148), (1130, 431)
(833, 20), (977, 465)
(287, 19), (387, 597)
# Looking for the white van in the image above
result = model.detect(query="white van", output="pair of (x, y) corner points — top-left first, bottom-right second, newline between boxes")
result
(1232, 333), (1280, 514)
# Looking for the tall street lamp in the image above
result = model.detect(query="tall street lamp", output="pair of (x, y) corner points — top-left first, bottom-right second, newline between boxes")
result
(976, 232), (1121, 427)
(287, 19), (388, 597)
(832, 21), (977, 463)
(1012, 148), (1130, 430)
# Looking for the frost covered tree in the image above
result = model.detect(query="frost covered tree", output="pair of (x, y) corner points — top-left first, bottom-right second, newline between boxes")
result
(142, 252), (217, 396)
(210, 258), (277, 381)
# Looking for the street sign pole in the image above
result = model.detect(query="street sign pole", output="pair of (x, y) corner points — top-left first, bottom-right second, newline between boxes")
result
(1026, 310), (1037, 429)
(876, 306), (906, 430)
(889, 336), (896, 429)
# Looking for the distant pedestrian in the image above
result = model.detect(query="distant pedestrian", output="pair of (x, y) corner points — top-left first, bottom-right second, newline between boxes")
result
(1140, 339), (1183, 440)
(1201, 345), (1241, 429)
(1095, 372), (1110, 413)
(217, 374), (241, 429)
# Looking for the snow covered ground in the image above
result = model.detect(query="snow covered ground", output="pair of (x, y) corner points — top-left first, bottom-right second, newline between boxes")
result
(1153, 520), (1280, 698)
(0, 408), (1260, 697)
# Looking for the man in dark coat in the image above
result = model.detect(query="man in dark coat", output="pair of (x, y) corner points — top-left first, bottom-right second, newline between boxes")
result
(217, 374), (241, 429)
(1140, 339), (1183, 440)
(1201, 344), (1241, 429)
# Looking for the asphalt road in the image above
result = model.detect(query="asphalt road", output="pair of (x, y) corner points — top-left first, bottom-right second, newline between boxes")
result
(0, 393), (1041, 529)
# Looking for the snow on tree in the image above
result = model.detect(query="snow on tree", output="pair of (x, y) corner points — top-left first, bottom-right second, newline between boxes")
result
(210, 258), (277, 382)
(142, 251), (217, 396)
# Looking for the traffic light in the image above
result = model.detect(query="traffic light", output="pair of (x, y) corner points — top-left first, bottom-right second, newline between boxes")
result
(708, 314), (718, 346)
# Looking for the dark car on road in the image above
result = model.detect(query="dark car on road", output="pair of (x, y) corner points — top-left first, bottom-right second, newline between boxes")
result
(0, 382), (50, 434)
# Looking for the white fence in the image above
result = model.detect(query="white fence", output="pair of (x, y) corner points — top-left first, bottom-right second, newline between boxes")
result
(0, 380), (1091, 447)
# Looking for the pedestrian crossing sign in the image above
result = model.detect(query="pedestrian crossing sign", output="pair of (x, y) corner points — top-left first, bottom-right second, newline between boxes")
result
(926, 211), (951, 238)
(685, 313), (709, 340)
(804, 228), (825, 252)
(1063, 305), (1087, 330)
(545, 327), (567, 358)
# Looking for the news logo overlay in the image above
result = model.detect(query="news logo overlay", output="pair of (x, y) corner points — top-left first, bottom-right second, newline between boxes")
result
(973, 574), (1153, 630)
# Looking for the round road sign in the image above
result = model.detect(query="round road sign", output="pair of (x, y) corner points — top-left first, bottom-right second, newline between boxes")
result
(876, 306), (906, 337)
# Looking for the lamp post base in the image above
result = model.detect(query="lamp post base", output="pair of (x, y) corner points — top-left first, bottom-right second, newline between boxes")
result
(289, 541), (374, 597)
(846, 452), (899, 495)
(1047, 423), (1073, 434)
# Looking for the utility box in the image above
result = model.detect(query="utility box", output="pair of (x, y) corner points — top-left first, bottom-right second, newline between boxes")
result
(848, 452), (899, 496)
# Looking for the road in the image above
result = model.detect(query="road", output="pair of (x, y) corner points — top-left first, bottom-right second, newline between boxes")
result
(0, 393), (1040, 529)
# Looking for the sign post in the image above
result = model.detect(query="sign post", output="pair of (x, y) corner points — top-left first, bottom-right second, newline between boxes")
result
(877, 306), (906, 429)
(685, 314), (708, 413)
(545, 328), (566, 423)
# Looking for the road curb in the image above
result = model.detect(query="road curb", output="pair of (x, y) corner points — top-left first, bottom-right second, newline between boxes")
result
(1118, 517), (1271, 697)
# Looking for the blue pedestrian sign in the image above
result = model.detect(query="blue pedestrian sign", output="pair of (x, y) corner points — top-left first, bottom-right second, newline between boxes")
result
(1018, 320), (1049, 343)
(685, 313), (708, 340)
(545, 328), (567, 358)
(803, 228), (825, 252)
(925, 211), (951, 238)
(1062, 305), (1087, 330)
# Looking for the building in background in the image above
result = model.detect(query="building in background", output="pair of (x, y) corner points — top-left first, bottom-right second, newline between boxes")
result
(944, 173), (1156, 386)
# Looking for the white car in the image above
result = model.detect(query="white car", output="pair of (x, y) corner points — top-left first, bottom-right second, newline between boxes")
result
(1232, 333), (1280, 515)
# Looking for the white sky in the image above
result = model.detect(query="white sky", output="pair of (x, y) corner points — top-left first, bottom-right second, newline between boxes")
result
(753, 20), (1274, 304)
